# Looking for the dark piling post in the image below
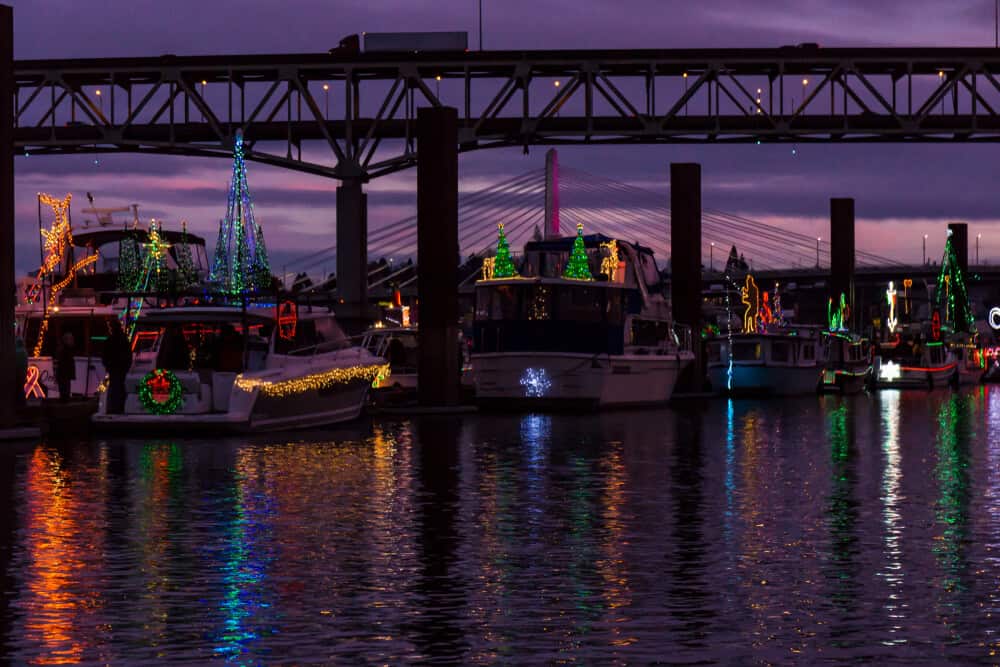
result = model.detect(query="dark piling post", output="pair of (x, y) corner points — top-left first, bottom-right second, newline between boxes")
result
(0, 5), (15, 426)
(335, 178), (368, 331)
(670, 163), (703, 391)
(830, 198), (855, 326)
(417, 107), (460, 407)
(948, 222), (969, 276)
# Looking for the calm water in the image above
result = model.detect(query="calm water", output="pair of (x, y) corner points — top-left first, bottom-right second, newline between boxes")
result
(2, 389), (1000, 664)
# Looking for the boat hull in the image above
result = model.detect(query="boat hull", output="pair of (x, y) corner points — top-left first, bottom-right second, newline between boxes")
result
(708, 363), (822, 396)
(875, 362), (957, 389)
(819, 367), (871, 394)
(473, 352), (692, 408)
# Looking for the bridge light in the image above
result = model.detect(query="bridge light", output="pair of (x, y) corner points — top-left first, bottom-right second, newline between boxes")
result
(683, 72), (688, 79)
(201, 80), (207, 86)
(802, 78), (808, 86)
(939, 70), (945, 78)
(554, 80), (560, 87)
(94, 89), (101, 96)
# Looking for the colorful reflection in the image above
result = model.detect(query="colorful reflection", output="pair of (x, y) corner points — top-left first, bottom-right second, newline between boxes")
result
(933, 395), (973, 614)
(825, 402), (860, 616)
(16, 446), (109, 665)
(878, 391), (906, 643)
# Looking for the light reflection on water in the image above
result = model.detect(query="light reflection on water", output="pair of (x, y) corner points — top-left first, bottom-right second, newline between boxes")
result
(4, 390), (1000, 662)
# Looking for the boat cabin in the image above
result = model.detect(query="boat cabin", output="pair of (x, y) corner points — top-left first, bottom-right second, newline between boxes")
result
(474, 234), (680, 356)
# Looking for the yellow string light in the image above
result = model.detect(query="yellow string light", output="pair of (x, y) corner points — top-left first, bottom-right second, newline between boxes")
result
(234, 363), (390, 397)
(600, 239), (621, 280)
(481, 257), (495, 280)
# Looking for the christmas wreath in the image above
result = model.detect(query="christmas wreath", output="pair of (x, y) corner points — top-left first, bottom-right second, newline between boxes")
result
(138, 369), (184, 415)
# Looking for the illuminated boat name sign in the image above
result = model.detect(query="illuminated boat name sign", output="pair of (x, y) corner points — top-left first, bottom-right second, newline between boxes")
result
(990, 307), (1000, 331)
(879, 360), (902, 382)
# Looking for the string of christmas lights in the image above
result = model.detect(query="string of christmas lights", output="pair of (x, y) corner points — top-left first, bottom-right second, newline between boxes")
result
(234, 363), (390, 397)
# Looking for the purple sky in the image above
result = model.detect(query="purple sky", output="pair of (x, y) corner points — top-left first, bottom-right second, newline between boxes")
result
(9, 0), (1000, 275)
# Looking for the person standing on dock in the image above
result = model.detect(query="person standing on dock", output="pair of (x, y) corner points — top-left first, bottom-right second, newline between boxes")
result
(55, 332), (76, 402)
(102, 321), (132, 414)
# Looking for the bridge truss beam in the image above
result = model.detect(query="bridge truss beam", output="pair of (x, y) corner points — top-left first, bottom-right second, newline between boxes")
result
(13, 47), (1000, 179)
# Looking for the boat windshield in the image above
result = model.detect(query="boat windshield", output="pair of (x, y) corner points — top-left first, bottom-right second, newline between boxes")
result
(475, 283), (624, 323)
(273, 316), (352, 356)
(19, 312), (121, 358)
(135, 318), (273, 373)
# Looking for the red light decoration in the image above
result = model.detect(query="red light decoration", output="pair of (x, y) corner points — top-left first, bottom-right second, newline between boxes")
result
(932, 311), (942, 341)
(277, 301), (298, 341)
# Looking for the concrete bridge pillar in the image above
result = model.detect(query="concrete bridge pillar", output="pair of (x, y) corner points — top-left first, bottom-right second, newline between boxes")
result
(948, 222), (969, 276)
(417, 106), (461, 407)
(1, 4), (15, 425)
(830, 198), (855, 326)
(335, 178), (368, 328)
(670, 163), (703, 391)
(544, 148), (560, 239)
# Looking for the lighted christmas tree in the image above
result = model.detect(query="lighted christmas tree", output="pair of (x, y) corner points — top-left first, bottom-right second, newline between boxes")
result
(210, 131), (272, 295)
(174, 221), (199, 291)
(562, 223), (593, 280)
(934, 231), (975, 333)
(117, 227), (143, 292)
(145, 220), (172, 293)
(492, 223), (519, 278)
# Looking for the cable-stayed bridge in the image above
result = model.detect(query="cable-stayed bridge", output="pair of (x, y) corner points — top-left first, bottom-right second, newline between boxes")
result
(283, 162), (904, 287)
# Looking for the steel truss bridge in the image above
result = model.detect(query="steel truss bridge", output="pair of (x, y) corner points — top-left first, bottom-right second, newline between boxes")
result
(13, 47), (1000, 180)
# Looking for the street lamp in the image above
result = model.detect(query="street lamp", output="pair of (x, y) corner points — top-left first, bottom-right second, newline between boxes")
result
(977, 233), (982, 265)
(435, 75), (442, 98)
(923, 234), (928, 265)
(755, 87), (762, 114)
(710, 242), (715, 272)
(322, 83), (330, 119)
(938, 70), (945, 114)
(95, 88), (102, 112)
(201, 80), (207, 121)
(554, 80), (561, 116)
(683, 72), (688, 115)
(816, 236), (821, 268)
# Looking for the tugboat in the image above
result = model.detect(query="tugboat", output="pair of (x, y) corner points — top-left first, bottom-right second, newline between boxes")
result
(472, 223), (694, 408)
(92, 303), (386, 432)
(705, 275), (826, 395)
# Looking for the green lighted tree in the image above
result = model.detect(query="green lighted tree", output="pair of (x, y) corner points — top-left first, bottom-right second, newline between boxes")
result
(117, 228), (142, 292)
(174, 221), (199, 291)
(146, 220), (172, 293)
(934, 231), (975, 333)
(493, 223), (519, 278)
(562, 223), (593, 280)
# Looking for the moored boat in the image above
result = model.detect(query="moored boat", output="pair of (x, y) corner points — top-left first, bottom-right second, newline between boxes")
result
(472, 225), (694, 408)
(820, 330), (871, 394)
(707, 327), (825, 395)
(92, 304), (386, 432)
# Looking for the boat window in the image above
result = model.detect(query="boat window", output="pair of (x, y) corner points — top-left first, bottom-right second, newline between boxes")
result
(475, 288), (492, 320)
(556, 285), (603, 322)
(801, 344), (815, 361)
(929, 346), (944, 365)
(630, 319), (670, 346)
(771, 341), (790, 363)
(491, 286), (521, 320)
(732, 342), (761, 361)
(707, 343), (722, 363)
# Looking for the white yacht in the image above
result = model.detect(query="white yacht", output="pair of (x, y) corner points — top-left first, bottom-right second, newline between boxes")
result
(92, 305), (386, 431)
(472, 232), (694, 408)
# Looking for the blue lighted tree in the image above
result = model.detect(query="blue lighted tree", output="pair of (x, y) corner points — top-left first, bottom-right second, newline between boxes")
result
(210, 131), (272, 295)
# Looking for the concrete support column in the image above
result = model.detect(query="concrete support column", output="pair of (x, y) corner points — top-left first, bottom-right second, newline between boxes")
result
(670, 163), (703, 390)
(417, 106), (460, 407)
(0, 5), (15, 425)
(948, 222), (969, 276)
(830, 198), (855, 326)
(544, 148), (560, 239)
(335, 178), (367, 327)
